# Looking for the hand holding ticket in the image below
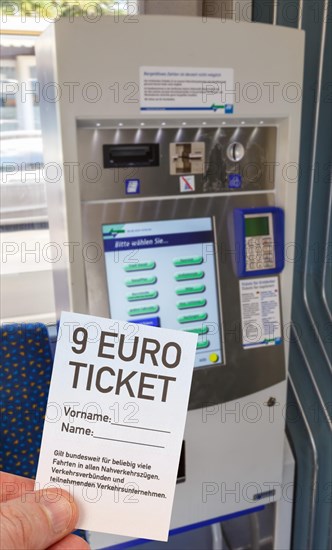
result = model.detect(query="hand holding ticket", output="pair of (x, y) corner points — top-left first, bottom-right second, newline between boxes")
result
(36, 312), (197, 541)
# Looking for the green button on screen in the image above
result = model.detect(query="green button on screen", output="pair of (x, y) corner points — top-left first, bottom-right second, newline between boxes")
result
(128, 305), (159, 316)
(175, 271), (204, 282)
(124, 262), (156, 272)
(196, 340), (210, 349)
(178, 313), (208, 324)
(125, 276), (157, 287)
(186, 325), (209, 335)
(127, 291), (158, 302)
(173, 257), (203, 267)
(176, 285), (206, 295)
(177, 299), (207, 310)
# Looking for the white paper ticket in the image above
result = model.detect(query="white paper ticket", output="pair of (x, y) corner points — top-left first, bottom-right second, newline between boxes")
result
(35, 311), (197, 541)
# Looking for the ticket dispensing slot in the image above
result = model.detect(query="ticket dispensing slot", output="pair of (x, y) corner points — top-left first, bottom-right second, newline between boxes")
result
(103, 143), (159, 168)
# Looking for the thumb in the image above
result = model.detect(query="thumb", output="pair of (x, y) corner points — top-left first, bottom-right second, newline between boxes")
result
(0, 488), (78, 550)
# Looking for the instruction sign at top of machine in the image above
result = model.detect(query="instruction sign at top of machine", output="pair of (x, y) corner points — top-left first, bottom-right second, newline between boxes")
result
(140, 66), (234, 113)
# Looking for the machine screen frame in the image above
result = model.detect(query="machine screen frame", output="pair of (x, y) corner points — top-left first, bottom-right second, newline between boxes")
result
(101, 216), (225, 369)
(82, 195), (286, 410)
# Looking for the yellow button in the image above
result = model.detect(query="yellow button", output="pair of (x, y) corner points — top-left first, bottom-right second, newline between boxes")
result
(209, 353), (219, 363)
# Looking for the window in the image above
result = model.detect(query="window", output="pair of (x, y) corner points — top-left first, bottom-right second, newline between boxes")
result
(0, 17), (55, 324)
(0, 3), (139, 324)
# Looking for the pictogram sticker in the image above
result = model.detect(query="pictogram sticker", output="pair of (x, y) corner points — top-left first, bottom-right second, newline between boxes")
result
(180, 175), (195, 192)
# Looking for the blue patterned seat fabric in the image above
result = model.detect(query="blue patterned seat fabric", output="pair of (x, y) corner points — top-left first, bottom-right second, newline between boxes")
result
(0, 322), (88, 543)
(0, 323), (53, 477)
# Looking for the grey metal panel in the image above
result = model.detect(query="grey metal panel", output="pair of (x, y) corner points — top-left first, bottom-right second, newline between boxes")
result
(82, 193), (286, 410)
(77, 126), (277, 202)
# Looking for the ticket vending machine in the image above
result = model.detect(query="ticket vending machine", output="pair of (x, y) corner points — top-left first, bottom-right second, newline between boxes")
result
(37, 16), (304, 547)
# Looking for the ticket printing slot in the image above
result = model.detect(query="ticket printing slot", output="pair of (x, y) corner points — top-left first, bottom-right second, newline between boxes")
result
(103, 144), (160, 168)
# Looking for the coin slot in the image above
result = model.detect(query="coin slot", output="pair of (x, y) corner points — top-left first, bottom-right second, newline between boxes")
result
(227, 142), (245, 162)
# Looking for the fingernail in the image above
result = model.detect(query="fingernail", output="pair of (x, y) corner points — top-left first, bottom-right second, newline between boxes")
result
(41, 495), (74, 534)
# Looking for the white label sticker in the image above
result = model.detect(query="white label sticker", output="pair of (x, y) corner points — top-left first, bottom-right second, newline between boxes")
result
(140, 66), (234, 113)
(36, 312), (197, 541)
(239, 277), (282, 349)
